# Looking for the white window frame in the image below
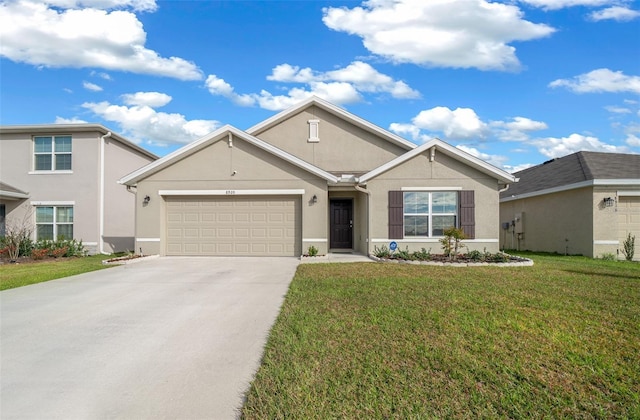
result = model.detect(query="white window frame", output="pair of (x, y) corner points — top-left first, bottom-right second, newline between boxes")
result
(33, 135), (72, 172)
(403, 191), (458, 238)
(34, 204), (74, 241)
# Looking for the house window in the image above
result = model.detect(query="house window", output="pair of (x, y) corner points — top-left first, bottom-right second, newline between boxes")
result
(36, 206), (73, 240)
(34, 136), (72, 171)
(403, 191), (457, 237)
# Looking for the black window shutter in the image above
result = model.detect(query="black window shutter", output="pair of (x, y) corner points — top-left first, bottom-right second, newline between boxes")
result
(459, 190), (475, 239)
(388, 190), (404, 239)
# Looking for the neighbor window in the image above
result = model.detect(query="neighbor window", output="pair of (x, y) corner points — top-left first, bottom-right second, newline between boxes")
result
(34, 136), (72, 171)
(36, 206), (73, 240)
(403, 191), (457, 237)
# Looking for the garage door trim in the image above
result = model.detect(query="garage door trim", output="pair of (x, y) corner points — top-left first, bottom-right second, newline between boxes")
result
(159, 189), (305, 196)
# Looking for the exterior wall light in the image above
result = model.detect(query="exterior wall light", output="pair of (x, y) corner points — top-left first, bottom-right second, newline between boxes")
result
(312, 194), (318, 204)
(143, 195), (151, 204)
(603, 197), (615, 207)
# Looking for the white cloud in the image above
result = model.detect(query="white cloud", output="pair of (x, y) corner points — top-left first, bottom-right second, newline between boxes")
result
(0, 0), (202, 80)
(206, 61), (418, 111)
(388, 123), (425, 142)
(530, 133), (629, 158)
(90, 71), (113, 80)
(589, 6), (640, 21)
(519, 0), (613, 10)
(605, 105), (632, 114)
(54, 116), (88, 124)
(121, 91), (172, 107)
(268, 61), (420, 99)
(82, 81), (103, 92)
(503, 162), (535, 173)
(490, 116), (548, 141)
(627, 134), (640, 147)
(42, 0), (157, 11)
(455, 145), (508, 169)
(322, 0), (555, 71)
(549, 69), (640, 94)
(81, 98), (219, 146)
(412, 107), (488, 140)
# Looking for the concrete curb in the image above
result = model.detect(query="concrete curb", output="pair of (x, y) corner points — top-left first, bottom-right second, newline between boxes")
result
(102, 254), (160, 265)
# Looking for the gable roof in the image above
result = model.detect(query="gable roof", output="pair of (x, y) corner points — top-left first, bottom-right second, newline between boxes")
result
(119, 125), (340, 186)
(359, 138), (517, 184)
(246, 96), (417, 151)
(0, 124), (158, 160)
(501, 151), (640, 200)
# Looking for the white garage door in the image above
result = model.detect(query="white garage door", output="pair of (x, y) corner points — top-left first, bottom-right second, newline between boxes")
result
(165, 196), (300, 256)
(618, 196), (640, 258)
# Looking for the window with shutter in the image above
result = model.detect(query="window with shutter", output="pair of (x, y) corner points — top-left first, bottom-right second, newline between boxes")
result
(388, 191), (403, 239)
(459, 190), (475, 239)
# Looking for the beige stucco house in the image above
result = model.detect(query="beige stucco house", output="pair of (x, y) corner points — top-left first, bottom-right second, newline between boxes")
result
(120, 97), (516, 257)
(500, 151), (640, 260)
(0, 125), (157, 254)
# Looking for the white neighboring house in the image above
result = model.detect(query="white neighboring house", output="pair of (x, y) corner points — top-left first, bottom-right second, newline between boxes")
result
(0, 125), (157, 254)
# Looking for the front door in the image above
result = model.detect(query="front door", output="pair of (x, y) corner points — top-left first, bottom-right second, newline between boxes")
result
(330, 199), (353, 249)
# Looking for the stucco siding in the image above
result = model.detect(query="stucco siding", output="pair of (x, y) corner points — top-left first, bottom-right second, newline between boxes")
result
(500, 187), (593, 256)
(103, 138), (156, 253)
(254, 105), (407, 172)
(365, 151), (502, 255)
(134, 137), (329, 256)
(0, 131), (101, 247)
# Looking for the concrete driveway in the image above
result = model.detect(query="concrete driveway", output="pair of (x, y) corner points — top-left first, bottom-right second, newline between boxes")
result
(0, 257), (299, 420)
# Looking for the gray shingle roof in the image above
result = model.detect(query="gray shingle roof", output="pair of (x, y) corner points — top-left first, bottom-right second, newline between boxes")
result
(502, 151), (640, 198)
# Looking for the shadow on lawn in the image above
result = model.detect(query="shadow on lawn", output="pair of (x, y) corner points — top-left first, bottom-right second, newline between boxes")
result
(562, 269), (640, 280)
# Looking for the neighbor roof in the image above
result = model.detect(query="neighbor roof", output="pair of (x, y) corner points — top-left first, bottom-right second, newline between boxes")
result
(501, 151), (640, 199)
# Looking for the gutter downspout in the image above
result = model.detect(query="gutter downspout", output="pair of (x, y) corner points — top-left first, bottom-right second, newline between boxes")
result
(354, 183), (371, 256)
(499, 183), (510, 194)
(99, 131), (112, 254)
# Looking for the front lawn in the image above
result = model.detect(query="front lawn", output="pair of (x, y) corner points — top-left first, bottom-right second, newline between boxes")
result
(243, 254), (640, 418)
(0, 255), (113, 291)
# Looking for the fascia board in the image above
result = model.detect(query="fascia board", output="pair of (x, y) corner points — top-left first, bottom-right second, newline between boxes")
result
(246, 96), (416, 151)
(360, 139), (517, 184)
(119, 125), (339, 185)
(0, 190), (30, 199)
(119, 125), (233, 185)
(501, 179), (640, 203)
(0, 123), (158, 160)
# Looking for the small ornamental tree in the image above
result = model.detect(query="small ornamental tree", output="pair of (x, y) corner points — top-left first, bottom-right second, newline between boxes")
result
(440, 227), (466, 261)
(1, 206), (34, 261)
(622, 233), (635, 261)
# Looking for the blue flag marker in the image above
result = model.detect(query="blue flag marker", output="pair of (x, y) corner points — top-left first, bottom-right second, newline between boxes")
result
(389, 241), (398, 251)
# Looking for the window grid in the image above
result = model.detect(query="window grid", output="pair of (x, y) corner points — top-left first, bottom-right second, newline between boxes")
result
(403, 192), (457, 237)
(34, 136), (72, 171)
(35, 206), (74, 240)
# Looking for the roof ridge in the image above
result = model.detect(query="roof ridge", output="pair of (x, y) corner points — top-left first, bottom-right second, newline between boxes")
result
(576, 151), (594, 181)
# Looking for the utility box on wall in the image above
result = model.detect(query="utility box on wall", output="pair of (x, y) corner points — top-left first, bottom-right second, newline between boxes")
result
(514, 212), (524, 234)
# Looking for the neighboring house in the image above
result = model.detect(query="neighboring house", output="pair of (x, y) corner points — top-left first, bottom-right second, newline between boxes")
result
(500, 151), (640, 260)
(120, 97), (516, 257)
(0, 125), (157, 254)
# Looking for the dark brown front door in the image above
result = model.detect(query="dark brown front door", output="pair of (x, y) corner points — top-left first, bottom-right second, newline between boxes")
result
(330, 199), (353, 249)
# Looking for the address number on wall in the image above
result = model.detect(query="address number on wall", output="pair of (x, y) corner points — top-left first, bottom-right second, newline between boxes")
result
(225, 190), (236, 195)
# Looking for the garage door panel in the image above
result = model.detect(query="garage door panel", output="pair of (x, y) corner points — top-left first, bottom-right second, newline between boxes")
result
(165, 196), (300, 256)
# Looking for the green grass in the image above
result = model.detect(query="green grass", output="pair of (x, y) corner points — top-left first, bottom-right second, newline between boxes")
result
(0, 255), (113, 291)
(243, 254), (640, 419)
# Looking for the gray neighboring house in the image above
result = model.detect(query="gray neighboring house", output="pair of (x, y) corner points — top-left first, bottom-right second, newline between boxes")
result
(0, 125), (157, 254)
(120, 97), (517, 257)
(500, 151), (640, 259)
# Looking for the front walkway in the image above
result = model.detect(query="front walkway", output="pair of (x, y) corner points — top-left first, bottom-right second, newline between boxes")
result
(300, 252), (375, 263)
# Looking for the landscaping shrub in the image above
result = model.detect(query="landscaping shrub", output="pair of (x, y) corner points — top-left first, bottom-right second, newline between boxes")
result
(622, 233), (635, 261)
(412, 248), (431, 261)
(306, 246), (319, 257)
(373, 245), (392, 259)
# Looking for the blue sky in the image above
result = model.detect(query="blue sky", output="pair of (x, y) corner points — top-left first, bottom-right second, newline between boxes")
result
(1, 0), (639, 172)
